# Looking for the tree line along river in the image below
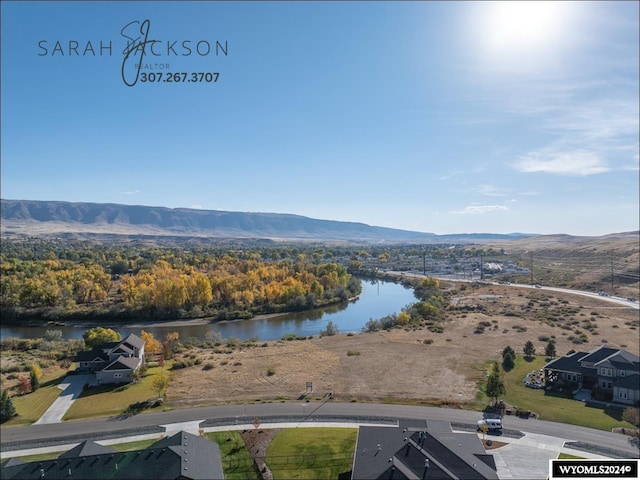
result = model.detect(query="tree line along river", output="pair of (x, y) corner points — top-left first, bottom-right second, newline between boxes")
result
(0, 279), (417, 342)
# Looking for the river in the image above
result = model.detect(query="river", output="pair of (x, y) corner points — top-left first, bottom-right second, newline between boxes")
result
(0, 279), (417, 342)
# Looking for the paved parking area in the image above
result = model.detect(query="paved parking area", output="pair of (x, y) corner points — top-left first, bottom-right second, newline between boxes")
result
(33, 374), (95, 425)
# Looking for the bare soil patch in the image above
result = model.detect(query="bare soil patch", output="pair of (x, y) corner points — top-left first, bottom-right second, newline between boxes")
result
(165, 284), (639, 408)
(241, 428), (280, 480)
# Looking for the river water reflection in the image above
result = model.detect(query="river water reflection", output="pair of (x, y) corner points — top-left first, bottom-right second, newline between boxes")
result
(0, 279), (417, 342)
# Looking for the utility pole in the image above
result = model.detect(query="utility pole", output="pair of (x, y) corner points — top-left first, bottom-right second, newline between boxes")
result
(423, 248), (426, 276)
(611, 251), (615, 293)
(529, 251), (533, 285)
(480, 254), (483, 280)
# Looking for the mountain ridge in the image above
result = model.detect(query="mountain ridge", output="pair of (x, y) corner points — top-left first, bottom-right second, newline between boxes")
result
(1, 198), (543, 243)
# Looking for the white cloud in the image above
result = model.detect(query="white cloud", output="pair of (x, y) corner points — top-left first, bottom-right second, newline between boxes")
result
(190, 204), (204, 209)
(449, 205), (509, 215)
(119, 190), (141, 195)
(514, 150), (610, 176)
(477, 184), (510, 197)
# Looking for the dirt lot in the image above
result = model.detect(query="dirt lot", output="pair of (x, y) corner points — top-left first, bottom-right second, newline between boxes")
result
(166, 284), (640, 407)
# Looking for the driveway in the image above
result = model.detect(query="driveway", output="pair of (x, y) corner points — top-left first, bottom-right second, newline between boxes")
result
(33, 374), (95, 425)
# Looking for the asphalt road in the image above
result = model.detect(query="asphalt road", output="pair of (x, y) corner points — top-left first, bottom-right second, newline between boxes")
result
(388, 271), (639, 310)
(2, 402), (638, 458)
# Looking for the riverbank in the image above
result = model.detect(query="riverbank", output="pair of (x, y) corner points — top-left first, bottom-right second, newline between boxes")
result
(0, 295), (363, 331)
(3, 295), (360, 329)
(2, 278), (415, 342)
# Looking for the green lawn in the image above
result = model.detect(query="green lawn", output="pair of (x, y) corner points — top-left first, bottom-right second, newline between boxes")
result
(266, 428), (357, 480)
(3, 369), (68, 426)
(501, 356), (635, 431)
(206, 431), (259, 480)
(63, 366), (171, 420)
(558, 453), (585, 459)
(5, 384), (63, 426)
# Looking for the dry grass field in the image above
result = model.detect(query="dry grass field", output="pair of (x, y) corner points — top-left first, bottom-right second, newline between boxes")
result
(166, 283), (639, 408)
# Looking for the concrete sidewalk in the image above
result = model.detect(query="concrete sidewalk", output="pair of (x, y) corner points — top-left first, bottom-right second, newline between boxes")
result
(33, 374), (95, 425)
(484, 431), (614, 480)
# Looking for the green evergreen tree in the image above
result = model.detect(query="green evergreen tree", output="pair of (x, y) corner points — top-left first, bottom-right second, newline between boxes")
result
(485, 362), (506, 405)
(1, 389), (16, 423)
(545, 341), (557, 359)
(502, 345), (515, 358)
(523, 340), (536, 359)
(502, 351), (515, 371)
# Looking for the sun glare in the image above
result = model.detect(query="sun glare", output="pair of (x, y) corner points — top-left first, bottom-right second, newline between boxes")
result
(488, 1), (566, 50)
(467, 1), (578, 72)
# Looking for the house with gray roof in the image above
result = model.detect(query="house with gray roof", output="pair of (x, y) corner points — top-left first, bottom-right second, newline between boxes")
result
(352, 419), (498, 480)
(0, 431), (224, 480)
(75, 333), (145, 385)
(544, 345), (639, 406)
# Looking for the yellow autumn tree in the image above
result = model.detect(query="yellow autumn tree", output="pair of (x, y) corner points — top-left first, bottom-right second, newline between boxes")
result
(140, 330), (162, 354)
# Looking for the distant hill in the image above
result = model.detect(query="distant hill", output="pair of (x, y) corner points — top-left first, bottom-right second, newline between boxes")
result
(1, 199), (535, 243)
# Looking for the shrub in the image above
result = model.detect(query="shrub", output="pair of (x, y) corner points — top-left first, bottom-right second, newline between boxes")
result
(363, 319), (381, 332)
(44, 330), (64, 342)
(202, 363), (215, 371)
(622, 407), (640, 427)
(346, 350), (361, 356)
(320, 321), (339, 337)
(266, 367), (276, 376)
(172, 360), (188, 370)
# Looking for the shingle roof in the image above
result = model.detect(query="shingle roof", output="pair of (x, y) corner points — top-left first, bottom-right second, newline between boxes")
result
(580, 346), (620, 364)
(58, 440), (115, 458)
(121, 333), (145, 350)
(544, 351), (588, 373)
(152, 431), (224, 480)
(102, 356), (141, 371)
(110, 344), (134, 356)
(352, 422), (498, 480)
(75, 346), (109, 363)
(0, 431), (224, 480)
(596, 350), (640, 370)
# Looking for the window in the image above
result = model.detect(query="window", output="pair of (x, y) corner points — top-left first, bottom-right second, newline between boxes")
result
(620, 370), (625, 377)
(114, 373), (123, 378)
(600, 367), (613, 377)
(619, 391), (628, 399)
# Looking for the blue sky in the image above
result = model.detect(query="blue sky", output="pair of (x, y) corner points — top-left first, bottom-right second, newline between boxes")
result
(1, 1), (638, 236)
